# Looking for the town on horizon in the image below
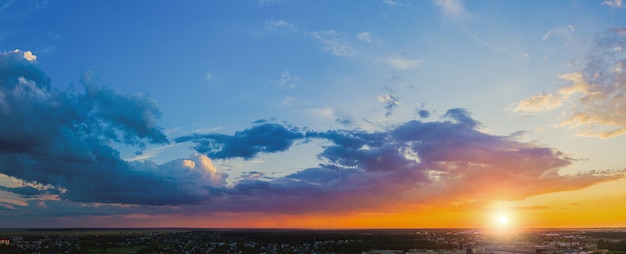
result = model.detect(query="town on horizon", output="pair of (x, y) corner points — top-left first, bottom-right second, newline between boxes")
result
(2, 227), (626, 253)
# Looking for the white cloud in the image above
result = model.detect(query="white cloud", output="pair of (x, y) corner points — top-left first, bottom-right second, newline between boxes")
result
(268, 70), (299, 88)
(357, 31), (372, 43)
(520, 53), (530, 60)
(280, 96), (294, 106)
(542, 25), (575, 40)
(310, 30), (354, 57)
(386, 54), (421, 69)
(157, 154), (227, 187)
(434, 0), (467, 19)
(602, 0), (623, 8)
(278, 70), (298, 87)
(13, 49), (36, 62)
(264, 19), (298, 32)
(383, 0), (400, 6)
(190, 126), (222, 134)
(309, 107), (335, 119)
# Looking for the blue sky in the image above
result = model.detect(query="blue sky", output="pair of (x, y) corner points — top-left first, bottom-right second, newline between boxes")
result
(1, 0), (626, 228)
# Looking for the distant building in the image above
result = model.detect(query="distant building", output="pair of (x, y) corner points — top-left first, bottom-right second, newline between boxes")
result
(363, 250), (404, 254)
(0, 238), (9, 245)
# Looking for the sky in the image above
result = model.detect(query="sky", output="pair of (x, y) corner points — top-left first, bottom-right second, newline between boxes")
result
(1, 0), (626, 229)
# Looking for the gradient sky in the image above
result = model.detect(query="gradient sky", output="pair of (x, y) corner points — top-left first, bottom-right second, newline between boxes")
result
(1, 0), (626, 229)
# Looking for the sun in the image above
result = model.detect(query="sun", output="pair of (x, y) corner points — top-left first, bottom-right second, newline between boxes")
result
(490, 210), (512, 229)
(497, 214), (509, 226)
(486, 208), (517, 236)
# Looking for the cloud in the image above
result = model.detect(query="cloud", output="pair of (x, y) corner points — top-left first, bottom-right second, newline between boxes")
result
(383, 0), (400, 6)
(357, 31), (372, 43)
(3, 49), (623, 218)
(443, 108), (477, 127)
(386, 54), (422, 69)
(542, 25), (575, 40)
(334, 111), (355, 126)
(434, 0), (468, 20)
(11, 49), (37, 61)
(602, 0), (623, 8)
(270, 70), (299, 88)
(264, 19), (298, 32)
(153, 153), (227, 187)
(378, 93), (400, 117)
(516, 28), (626, 138)
(310, 30), (355, 57)
(513, 205), (549, 211)
(262, 20), (357, 58)
(175, 123), (304, 160)
(0, 49), (226, 206)
(515, 92), (565, 113)
(168, 109), (623, 214)
(417, 109), (431, 119)
(240, 171), (272, 181)
(308, 107), (335, 119)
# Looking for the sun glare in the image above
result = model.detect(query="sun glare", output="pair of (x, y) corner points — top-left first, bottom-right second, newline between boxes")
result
(498, 214), (509, 226)
(489, 209), (514, 232)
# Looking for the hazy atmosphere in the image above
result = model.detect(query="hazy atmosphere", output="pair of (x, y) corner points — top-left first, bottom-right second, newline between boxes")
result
(1, 0), (626, 229)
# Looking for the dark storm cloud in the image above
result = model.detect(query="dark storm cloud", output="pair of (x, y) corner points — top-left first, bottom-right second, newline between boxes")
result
(83, 85), (169, 146)
(175, 123), (304, 159)
(0, 50), (215, 206)
(0, 185), (47, 196)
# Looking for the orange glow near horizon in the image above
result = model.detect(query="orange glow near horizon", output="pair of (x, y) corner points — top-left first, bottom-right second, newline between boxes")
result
(222, 180), (618, 229)
(59, 177), (625, 229)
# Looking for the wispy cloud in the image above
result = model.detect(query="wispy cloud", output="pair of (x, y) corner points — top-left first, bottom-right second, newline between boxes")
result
(515, 92), (565, 113)
(602, 0), (623, 8)
(263, 20), (358, 58)
(269, 70), (299, 88)
(357, 31), (372, 43)
(264, 19), (298, 32)
(382, 0), (409, 7)
(386, 54), (422, 69)
(434, 0), (468, 20)
(310, 30), (355, 57)
(543, 25), (575, 40)
(516, 28), (626, 138)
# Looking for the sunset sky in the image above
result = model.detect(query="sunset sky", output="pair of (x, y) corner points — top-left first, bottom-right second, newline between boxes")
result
(1, 0), (626, 229)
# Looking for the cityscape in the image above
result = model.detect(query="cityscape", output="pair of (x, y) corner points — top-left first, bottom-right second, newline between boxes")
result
(1, 228), (626, 253)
